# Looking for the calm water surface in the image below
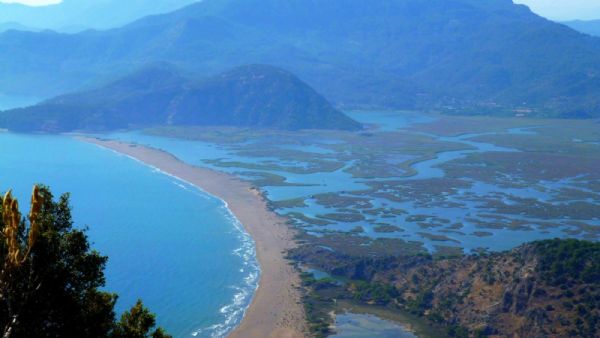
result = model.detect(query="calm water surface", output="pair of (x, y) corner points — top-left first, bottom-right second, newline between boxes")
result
(332, 313), (417, 338)
(0, 132), (258, 338)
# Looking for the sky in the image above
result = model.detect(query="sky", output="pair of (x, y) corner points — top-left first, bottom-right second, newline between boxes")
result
(0, 0), (60, 5)
(515, 0), (600, 20)
(1, 0), (600, 21)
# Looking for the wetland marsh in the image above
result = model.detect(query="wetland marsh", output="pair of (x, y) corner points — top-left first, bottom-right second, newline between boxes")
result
(101, 111), (600, 254)
(83, 112), (600, 337)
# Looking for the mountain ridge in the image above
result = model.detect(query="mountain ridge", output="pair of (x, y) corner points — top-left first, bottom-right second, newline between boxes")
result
(563, 20), (600, 37)
(0, 0), (198, 32)
(0, 64), (362, 132)
(2, 0), (600, 117)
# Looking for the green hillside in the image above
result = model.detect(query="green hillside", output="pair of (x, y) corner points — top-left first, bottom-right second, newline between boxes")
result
(0, 64), (361, 132)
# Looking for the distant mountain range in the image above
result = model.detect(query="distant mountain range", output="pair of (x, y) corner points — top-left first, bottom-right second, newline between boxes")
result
(0, 22), (38, 33)
(563, 20), (600, 37)
(2, 0), (600, 118)
(0, 0), (197, 32)
(0, 64), (361, 132)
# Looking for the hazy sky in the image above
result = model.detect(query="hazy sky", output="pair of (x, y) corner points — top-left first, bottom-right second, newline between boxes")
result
(0, 0), (60, 5)
(514, 0), (600, 20)
(1, 0), (600, 21)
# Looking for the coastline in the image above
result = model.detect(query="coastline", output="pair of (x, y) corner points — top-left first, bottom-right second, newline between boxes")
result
(78, 137), (308, 338)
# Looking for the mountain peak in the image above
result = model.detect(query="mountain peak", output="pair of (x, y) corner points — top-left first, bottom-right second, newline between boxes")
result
(0, 64), (362, 132)
(170, 64), (362, 131)
(1, 0), (600, 117)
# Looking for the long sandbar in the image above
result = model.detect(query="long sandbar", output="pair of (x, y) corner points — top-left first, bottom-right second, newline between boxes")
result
(79, 137), (308, 338)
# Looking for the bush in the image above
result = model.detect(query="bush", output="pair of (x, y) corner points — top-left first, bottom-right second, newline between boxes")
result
(534, 239), (600, 285)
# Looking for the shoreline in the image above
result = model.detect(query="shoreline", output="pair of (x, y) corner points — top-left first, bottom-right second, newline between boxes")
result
(78, 137), (308, 338)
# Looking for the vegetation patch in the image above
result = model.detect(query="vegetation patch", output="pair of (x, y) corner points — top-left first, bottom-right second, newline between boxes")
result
(269, 197), (308, 209)
(286, 212), (334, 226)
(317, 213), (366, 223)
(373, 224), (403, 233)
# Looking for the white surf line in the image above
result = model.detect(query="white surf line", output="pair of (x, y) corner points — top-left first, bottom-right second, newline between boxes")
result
(79, 138), (261, 338)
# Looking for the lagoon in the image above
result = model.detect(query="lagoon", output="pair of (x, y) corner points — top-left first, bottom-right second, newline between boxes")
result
(332, 312), (417, 338)
(101, 112), (599, 252)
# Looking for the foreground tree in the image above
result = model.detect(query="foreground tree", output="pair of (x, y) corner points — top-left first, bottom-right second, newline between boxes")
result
(0, 185), (170, 338)
(113, 300), (171, 338)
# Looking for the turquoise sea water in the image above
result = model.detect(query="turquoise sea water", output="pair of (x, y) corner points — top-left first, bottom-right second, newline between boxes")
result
(0, 132), (259, 338)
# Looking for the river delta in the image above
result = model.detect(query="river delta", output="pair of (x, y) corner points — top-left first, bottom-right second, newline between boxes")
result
(103, 112), (600, 254)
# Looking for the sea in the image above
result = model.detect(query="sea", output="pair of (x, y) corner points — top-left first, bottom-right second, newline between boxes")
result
(0, 119), (259, 337)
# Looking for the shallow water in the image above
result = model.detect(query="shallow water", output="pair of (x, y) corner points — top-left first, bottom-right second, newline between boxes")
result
(332, 312), (417, 338)
(104, 131), (371, 201)
(104, 111), (600, 252)
(0, 132), (258, 338)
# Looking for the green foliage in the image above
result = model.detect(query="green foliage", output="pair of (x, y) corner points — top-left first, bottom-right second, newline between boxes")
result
(474, 328), (489, 338)
(0, 185), (169, 338)
(300, 273), (338, 291)
(447, 325), (469, 338)
(302, 291), (334, 338)
(350, 281), (399, 305)
(406, 289), (434, 315)
(534, 239), (600, 285)
(299, 271), (337, 338)
(112, 300), (171, 338)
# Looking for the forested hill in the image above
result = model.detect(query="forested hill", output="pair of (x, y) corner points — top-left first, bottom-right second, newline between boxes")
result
(292, 238), (600, 337)
(2, 0), (600, 117)
(0, 64), (361, 132)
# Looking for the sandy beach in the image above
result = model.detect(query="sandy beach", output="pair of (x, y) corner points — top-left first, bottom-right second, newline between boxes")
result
(79, 137), (308, 338)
